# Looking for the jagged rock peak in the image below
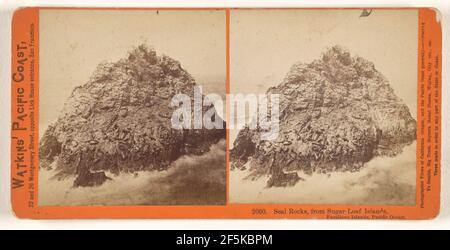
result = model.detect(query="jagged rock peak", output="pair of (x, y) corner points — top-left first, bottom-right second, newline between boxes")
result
(40, 44), (225, 187)
(231, 45), (416, 188)
(282, 45), (380, 85)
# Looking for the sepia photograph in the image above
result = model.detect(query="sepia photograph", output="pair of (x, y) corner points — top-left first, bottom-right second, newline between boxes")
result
(3, 0), (446, 234)
(229, 9), (418, 205)
(38, 9), (227, 205)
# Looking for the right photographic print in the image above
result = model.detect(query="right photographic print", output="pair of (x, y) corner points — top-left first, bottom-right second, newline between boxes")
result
(229, 9), (418, 205)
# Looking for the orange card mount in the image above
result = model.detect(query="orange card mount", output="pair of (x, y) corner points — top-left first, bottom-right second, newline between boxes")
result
(11, 7), (441, 219)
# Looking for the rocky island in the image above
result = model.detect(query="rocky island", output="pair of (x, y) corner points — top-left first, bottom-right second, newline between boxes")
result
(231, 46), (416, 187)
(39, 44), (226, 187)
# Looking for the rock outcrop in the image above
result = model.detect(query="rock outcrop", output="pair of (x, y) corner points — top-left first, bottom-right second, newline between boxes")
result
(231, 46), (416, 187)
(40, 44), (225, 187)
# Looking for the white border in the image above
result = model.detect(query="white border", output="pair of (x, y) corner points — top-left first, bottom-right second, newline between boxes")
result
(0, 0), (448, 229)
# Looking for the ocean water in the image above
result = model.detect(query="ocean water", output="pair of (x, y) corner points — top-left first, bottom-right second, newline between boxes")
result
(230, 142), (416, 205)
(38, 140), (226, 206)
(38, 139), (416, 206)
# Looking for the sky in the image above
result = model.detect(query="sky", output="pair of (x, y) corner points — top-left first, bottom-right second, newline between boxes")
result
(39, 9), (418, 143)
(230, 9), (418, 117)
(39, 9), (226, 135)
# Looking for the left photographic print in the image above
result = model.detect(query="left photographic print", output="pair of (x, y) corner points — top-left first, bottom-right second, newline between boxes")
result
(38, 9), (227, 206)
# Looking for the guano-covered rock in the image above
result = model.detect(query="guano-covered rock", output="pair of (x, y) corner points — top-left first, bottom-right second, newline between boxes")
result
(230, 46), (416, 187)
(40, 44), (226, 187)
